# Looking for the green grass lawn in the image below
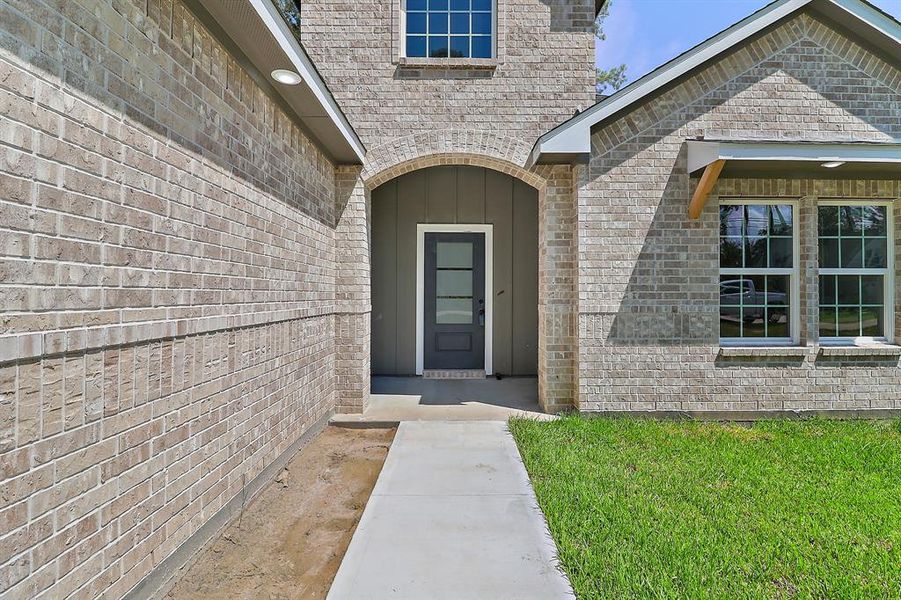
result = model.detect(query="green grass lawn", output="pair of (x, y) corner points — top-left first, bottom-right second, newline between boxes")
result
(510, 416), (901, 599)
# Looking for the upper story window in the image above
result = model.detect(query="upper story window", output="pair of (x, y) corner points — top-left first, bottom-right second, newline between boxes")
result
(404, 0), (494, 59)
(818, 202), (893, 341)
(719, 202), (798, 343)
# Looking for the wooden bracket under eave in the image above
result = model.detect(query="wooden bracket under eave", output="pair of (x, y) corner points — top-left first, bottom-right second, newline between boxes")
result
(687, 159), (726, 219)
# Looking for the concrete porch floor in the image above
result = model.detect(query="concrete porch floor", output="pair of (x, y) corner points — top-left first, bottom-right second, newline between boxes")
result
(331, 376), (554, 424)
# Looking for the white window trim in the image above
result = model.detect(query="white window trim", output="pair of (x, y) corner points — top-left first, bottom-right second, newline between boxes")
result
(817, 199), (895, 345)
(415, 224), (494, 375)
(719, 199), (801, 346)
(399, 0), (498, 60)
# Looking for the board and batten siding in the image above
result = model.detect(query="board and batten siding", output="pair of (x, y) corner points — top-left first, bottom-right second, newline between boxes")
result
(371, 166), (539, 375)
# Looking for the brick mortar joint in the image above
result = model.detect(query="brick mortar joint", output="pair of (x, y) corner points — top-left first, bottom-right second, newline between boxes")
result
(0, 308), (353, 365)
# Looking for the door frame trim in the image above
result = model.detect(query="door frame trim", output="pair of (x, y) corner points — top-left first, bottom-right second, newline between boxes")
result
(416, 224), (494, 376)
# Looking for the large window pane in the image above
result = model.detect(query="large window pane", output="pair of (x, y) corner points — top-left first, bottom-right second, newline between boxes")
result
(719, 204), (796, 340)
(407, 0), (491, 58)
(818, 274), (885, 338)
(817, 204), (890, 339)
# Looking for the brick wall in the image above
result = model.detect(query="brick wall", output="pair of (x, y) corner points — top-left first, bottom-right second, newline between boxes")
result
(299, 0), (597, 154)
(300, 0), (593, 411)
(577, 12), (901, 412)
(0, 0), (342, 597)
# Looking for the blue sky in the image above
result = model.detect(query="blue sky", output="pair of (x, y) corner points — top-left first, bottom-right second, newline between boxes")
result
(596, 0), (901, 87)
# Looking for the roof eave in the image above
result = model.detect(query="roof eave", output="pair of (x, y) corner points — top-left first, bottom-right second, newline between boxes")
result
(531, 0), (901, 167)
(189, 0), (366, 165)
(688, 139), (901, 173)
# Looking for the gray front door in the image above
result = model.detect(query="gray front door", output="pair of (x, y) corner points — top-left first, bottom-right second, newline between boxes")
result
(424, 232), (486, 370)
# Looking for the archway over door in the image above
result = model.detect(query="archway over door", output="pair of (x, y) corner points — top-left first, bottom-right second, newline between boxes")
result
(371, 165), (539, 377)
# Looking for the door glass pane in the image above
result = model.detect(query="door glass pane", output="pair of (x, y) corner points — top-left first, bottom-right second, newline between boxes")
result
(437, 242), (472, 268)
(437, 298), (472, 324)
(437, 270), (472, 296)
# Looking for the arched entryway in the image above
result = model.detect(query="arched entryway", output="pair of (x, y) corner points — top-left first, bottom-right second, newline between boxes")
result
(370, 165), (539, 381)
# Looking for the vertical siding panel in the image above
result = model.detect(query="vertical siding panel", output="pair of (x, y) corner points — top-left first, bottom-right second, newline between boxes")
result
(371, 180), (398, 374)
(396, 171), (428, 373)
(456, 166), (486, 223)
(486, 169), (514, 376)
(513, 180), (539, 375)
(426, 166), (458, 223)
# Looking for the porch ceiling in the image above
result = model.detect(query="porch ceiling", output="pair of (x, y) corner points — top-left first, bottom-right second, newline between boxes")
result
(686, 139), (901, 219)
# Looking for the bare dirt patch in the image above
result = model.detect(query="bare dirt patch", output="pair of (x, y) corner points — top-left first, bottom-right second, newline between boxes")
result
(165, 426), (395, 600)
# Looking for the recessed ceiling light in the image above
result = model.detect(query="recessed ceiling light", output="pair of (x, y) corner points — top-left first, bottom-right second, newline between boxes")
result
(271, 69), (302, 85)
(821, 161), (845, 168)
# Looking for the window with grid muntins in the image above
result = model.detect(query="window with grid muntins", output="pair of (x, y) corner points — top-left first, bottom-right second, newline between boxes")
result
(404, 0), (493, 59)
(719, 203), (796, 341)
(818, 204), (892, 340)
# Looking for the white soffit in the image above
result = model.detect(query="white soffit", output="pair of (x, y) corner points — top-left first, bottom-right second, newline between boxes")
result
(687, 140), (901, 173)
(191, 0), (365, 164)
(529, 0), (901, 167)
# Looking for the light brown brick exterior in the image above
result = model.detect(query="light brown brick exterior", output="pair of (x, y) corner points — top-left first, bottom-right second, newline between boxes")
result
(2, 0), (900, 597)
(303, 0), (597, 411)
(577, 12), (901, 412)
(0, 0), (342, 597)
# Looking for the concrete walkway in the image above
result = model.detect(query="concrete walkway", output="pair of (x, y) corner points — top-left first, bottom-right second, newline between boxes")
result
(327, 421), (574, 600)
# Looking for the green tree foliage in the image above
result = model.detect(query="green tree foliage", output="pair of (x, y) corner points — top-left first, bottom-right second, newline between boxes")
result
(594, 1), (627, 94)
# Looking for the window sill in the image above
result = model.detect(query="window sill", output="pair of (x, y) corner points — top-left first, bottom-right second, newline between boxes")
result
(718, 346), (809, 358)
(818, 342), (901, 357)
(396, 57), (499, 70)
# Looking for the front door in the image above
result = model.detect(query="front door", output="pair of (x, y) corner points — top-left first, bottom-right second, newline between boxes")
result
(424, 232), (486, 370)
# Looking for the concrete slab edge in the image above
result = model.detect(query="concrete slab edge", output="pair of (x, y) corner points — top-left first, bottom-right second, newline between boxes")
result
(123, 409), (333, 600)
(329, 417), (400, 429)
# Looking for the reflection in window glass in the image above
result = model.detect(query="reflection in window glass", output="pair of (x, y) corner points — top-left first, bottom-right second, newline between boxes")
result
(719, 203), (795, 340)
(817, 204), (890, 339)
(436, 242), (473, 324)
